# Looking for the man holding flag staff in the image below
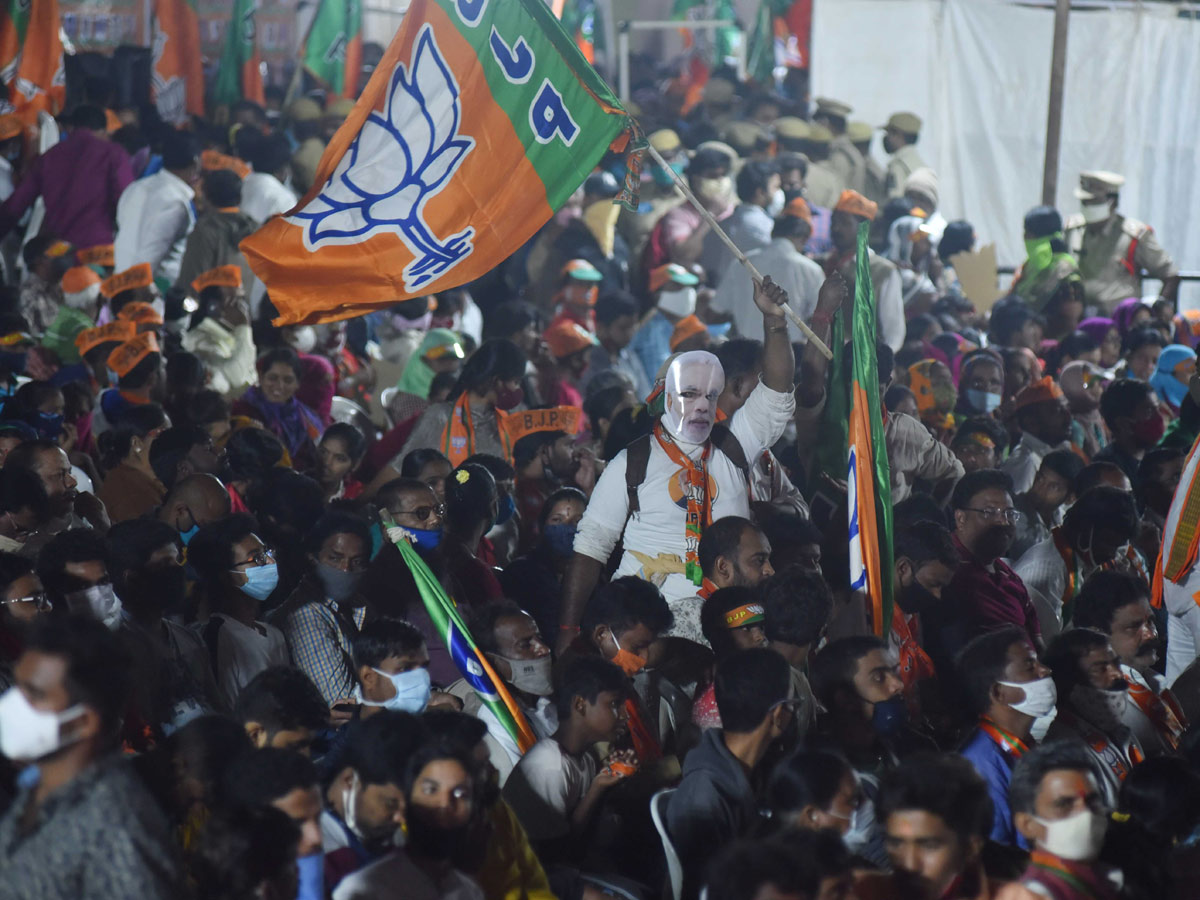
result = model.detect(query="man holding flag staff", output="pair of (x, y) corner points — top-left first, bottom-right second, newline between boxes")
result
(556, 275), (835, 652)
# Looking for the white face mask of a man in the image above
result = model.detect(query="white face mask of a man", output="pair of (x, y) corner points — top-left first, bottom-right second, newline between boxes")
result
(662, 350), (724, 445)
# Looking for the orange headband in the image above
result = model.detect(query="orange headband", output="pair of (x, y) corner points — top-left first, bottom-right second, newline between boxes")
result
(834, 189), (878, 221)
(101, 263), (153, 299)
(117, 301), (164, 326)
(77, 244), (115, 267)
(201, 149), (251, 179)
(501, 406), (582, 446)
(75, 321), (136, 357)
(106, 331), (161, 377)
(191, 265), (242, 294)
(723, 603), (765, 629)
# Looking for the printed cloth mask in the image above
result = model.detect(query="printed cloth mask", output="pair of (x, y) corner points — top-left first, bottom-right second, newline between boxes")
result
(65, 583), (122, 630)
(233, 563), (279, 602)
(492, 653), (553, 696)
(663, 350), (724, 445)
(611, 631), (646, 676)
(1070, 682), (1128, 733)
(998, 676), (1057, 718)
(359, 665), (431, 713)
(1034, 808), (1108, 861)
(0, 686), (85, 761)
(657, 286), (697, 318)
(316, 563), (364, 602)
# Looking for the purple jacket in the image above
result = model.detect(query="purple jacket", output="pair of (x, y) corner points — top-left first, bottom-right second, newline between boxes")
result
(0, 129), (134, 248)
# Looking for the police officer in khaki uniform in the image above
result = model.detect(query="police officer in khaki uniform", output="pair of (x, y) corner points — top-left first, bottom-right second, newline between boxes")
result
(849, 121), (887, 207)
(1064, 170), (1180, 314)
(617, 128), (685, 260)
(812, 97), (866, 194)
(799, 123), (844, 209)
(882, 112), (925, 198)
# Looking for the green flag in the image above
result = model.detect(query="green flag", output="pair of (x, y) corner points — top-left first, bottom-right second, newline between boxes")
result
(301, 0), (363, 99)
(213, 0), (264, 107)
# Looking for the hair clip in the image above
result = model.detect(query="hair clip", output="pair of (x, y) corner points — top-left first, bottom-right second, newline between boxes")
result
(455, 469), (470, 484)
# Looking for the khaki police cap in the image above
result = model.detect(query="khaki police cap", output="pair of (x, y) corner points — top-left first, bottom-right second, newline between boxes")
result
(1075, 170), (1125, 201)
(883, 112), (922, 134)
(649, 129), (682, 154)
(723, 120), (769, 150)
(807, 123), (833, 145)
(847, 121), (874, 143)
(774, 117), (810, 140)
(814, 97), (853, 119)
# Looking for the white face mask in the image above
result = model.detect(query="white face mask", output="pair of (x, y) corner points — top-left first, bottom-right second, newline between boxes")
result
(491, 654), (553, 696)
(341, 772), (365, 839)
(1081, 201), (1111, 225)
(288, 325), (317, 353)
(1034, 808), (1108, 861)
(65, 584), (123, 631)
(998, 676), (1057, 719)
(663, 350), (724, 444)
(766, 187), (786, 218)
(0, 686), (86, 761)
(64, 285), (100, 310)
(658, 286), (697, 318)
(693, 175), (733, 206)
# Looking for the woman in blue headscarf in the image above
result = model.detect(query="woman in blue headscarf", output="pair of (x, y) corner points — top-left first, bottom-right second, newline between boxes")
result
(1150, 344), (1197, 415)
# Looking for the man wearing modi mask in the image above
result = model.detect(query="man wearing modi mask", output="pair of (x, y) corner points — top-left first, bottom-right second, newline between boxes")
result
(555, 276), (837, 653)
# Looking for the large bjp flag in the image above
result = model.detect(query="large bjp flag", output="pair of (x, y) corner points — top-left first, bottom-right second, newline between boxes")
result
(152, 0), (206, 124)
(0, 0), (65, 123)
(847, 221), (894, 636)
(242, 0), (640, 325)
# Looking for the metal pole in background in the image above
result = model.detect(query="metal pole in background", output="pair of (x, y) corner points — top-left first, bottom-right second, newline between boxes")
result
(1041, 0), (1071, 205)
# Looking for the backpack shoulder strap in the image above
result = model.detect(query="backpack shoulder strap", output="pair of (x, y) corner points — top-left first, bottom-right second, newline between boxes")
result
(624, 433), (652, 515)
(709, 424), (750, 478)
(202, 615), (225, 676)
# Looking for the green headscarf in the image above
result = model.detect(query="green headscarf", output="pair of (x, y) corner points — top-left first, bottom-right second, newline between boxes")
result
(396, 328), (464, 398)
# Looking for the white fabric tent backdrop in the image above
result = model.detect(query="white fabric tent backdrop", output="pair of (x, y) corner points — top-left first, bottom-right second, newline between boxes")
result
(812, 0), (1200, 304)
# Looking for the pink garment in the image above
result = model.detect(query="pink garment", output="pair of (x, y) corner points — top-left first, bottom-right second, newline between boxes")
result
(296, 352), (335, 425)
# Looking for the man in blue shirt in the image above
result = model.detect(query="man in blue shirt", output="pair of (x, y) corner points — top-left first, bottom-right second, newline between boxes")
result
(956, 625), (1057, 848)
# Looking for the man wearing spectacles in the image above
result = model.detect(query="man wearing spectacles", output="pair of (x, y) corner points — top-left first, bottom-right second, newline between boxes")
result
(935, 470), (1043, 660)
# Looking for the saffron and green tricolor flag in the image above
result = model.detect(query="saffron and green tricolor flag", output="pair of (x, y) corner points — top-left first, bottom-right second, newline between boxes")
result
(242, 0), (642, 325)
(384, 516), (536, 753)
(213, 0), (265, 107)
(847, 222), (894, 636)
(302, 0), (363, 100)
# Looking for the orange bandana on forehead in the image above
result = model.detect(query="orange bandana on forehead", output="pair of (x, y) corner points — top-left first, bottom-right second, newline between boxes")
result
(101, 263), (153, 299)
(500, 406), (581, 446)
(834, 190), (878, 221)
(723, 603), (765, 629)
(201, 149), (251, 179)
(107, 332), (160, 377)
(77, 245), (115, 267)
(192, 265), (242, 294)
(75, 321), (136, 356)
(117, 302), (164, 326)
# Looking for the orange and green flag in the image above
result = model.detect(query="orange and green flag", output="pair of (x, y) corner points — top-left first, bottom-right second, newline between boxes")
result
(213, 0), (265, 107)
(242, 0), (642, 325)
(847, 221), (894, 636)
(0, 0), (65, 123)
(152, 0), (206, 124)
(302, 0), (363, 100)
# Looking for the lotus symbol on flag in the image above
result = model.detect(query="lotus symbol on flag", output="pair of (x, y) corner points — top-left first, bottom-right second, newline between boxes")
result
(291, 24), (476, 291)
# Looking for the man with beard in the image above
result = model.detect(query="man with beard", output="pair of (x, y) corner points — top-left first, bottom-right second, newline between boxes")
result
(323, 712), (426, 896)
(941, 470), (1042, 653)
(1073, 571), (1185, 757)
(1014, 486), (1139, 640)
(511, 413), (586, 555)
(6, 440), (109, 558)
(957, 626), (1057, 848)
(109, 519), (221, 738)
(675, 516), (775, 646)
(856, 754), (998, 900)
(1043, 628), (1145, 804)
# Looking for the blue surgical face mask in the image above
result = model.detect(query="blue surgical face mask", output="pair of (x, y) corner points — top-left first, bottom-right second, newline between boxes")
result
(232, 563), (279, 601)
(966, 389), (1003, 414)
(409, 526), (442, 552)
(494, 493), (516, 527)
(296, 852), (325, 900)
(179, 523), (199, 545)
(361, 665), (431, 713)
(543, 523), (577, 558)
(652, 160), (686, 188)
(870, 696), (908, 737)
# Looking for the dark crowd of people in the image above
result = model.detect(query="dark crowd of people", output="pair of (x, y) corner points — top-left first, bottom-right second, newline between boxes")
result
(0, 57), (1198, 900)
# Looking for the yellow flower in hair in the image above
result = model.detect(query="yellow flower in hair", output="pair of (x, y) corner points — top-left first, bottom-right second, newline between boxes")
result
(455, 469), (470, 484)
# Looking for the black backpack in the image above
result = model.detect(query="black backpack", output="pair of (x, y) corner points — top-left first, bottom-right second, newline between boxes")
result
(622, 424), (751, 516)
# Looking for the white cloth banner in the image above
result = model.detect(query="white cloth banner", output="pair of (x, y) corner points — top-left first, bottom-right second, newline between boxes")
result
(812, 0), (1200, 292)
